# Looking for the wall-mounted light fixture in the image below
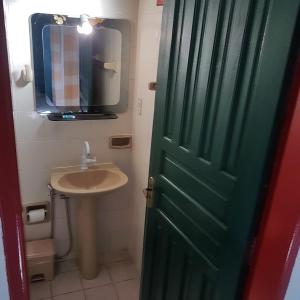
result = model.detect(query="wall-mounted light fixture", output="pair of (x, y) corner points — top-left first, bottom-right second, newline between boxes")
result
(77, 14), (93, 35)
(77, 15), (105, 35)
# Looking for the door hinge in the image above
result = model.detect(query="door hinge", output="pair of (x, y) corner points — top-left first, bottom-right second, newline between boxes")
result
(143, 176), (155, 208)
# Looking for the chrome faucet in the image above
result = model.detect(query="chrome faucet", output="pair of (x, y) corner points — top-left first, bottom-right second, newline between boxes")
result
(81, 141), (96, 170)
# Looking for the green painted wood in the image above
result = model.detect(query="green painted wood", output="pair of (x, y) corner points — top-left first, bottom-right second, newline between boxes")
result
(140, 0), (300, 299)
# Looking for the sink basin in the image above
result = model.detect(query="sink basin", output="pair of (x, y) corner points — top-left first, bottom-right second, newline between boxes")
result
(50, 163), (128, 280)
(51, 164), (128, 197)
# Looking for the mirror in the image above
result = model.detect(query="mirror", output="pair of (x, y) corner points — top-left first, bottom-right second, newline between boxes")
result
(30, 13), (130, 118)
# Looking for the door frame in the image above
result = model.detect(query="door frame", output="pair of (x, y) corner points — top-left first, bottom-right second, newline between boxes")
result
(0, 1), (29, 300)
(0, 0), (299, 299)
(245, 48), (300, 300)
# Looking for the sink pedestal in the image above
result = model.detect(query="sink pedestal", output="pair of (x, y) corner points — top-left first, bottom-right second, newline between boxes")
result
(77, 197), (99, 279)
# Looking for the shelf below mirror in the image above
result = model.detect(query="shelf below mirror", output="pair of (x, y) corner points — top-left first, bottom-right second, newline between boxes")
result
(47, 113), (118, 121)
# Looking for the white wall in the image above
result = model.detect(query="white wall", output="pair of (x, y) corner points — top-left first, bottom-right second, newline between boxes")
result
(129, 0), (162, 275)
(285, 247), (300, 300)
(4, 0), (138, 261)
(0, 221), (9, 300)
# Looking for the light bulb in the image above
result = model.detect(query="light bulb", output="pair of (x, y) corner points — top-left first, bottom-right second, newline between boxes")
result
(77, 14), (93, 35)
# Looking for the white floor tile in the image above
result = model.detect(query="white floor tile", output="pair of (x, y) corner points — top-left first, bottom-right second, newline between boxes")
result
(56, 259), (78, 273)
(84, 284), (118, 300)
(115, 279), (140, 300)
(53, 290), (84, 300)
(30, 281), (51, 300)
(51, 271), (82, 296)
(81, 266), (111, 289)
(107, 261), (137, 283)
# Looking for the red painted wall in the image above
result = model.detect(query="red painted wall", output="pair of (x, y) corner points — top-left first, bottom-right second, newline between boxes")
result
(245, 52), (300, 300)
(157, 0), (164, 6)
(0, 2), (29, 300)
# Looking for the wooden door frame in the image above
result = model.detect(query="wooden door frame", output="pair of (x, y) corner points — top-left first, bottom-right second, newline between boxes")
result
(0, 1), (29, 300)
(0, 0), (299, 299)
(244, 49), (300, 300)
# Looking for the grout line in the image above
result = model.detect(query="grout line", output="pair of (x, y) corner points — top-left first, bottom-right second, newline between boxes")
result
(79, 273), (87, 300)
(83, 281), (115, 291)
(51, 289), (84, 298)
(114, 277), (138, 283)
(78, 272), (84, 291)
(106, 263), (120, 300)
(49, 279), (54, 299)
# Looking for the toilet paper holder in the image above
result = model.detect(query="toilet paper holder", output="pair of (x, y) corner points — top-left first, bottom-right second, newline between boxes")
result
(23, 202), (51, 225)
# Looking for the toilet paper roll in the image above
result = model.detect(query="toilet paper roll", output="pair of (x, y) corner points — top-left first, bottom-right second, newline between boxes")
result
(27, 209), (46, 224)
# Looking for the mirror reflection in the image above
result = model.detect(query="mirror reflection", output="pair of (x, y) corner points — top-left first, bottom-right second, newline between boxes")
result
(42, 24), (122, 108)
(31, 14), (130, 115)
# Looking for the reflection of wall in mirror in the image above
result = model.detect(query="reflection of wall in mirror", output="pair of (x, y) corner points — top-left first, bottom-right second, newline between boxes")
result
(43, 25), (80, 107)
(92, 27), (122, 106)
(42, 23), (123, 109)
(79, 33), (93, 107)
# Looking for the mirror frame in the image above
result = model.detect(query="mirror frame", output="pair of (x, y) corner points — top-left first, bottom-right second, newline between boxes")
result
(30, 13), (130, 115)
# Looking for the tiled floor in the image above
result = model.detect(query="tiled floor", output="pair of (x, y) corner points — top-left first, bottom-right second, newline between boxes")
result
(30, 260), (139, 300)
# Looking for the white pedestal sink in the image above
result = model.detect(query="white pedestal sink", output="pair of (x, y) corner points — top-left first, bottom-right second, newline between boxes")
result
(51, 163), (128, 279)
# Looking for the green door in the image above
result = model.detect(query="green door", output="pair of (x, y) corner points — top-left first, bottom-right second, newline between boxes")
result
(140, 0), (299, 299)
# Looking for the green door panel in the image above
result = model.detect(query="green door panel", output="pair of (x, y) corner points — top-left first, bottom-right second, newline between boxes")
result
(141, 0), (300, 299)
